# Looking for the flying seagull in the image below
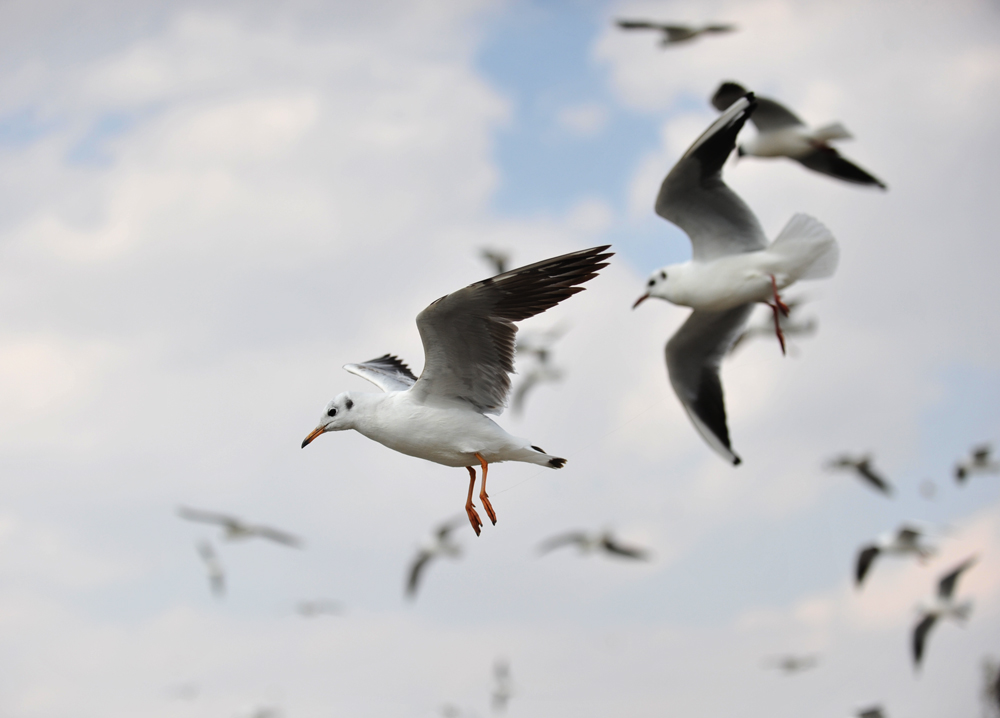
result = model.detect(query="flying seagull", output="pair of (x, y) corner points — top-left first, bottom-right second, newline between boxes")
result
(728, 296), (817, 355)
(511, 324), (569, 416)
(491, 658), (513, 713)
(296, 599), (343, 617)
(855, 524), (935, 588)
(711, 81), (887, 189)
(406, 517), (466, 599)
(616, 19), (736, 46)
(178, 507), (302, 547)
(538, 529), (650, 560)
(480, 247), (511, 276)
(301, 246), (612, 535)
(955, 444), (999, 483)
(856, 707), (885, 718)
(913, 555), (978, 668)
(762, 653), (819, 674)
(195, 540), (225, 597)
(631, 94), (839, 464)
(825, 454), (893, 496)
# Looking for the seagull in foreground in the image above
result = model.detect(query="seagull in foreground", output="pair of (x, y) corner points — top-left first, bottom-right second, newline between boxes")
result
(728, 296), (817, 355)
(301, 246), (612, 535)
(913, 555), (978, 669)
(480, 248), (511, 276)
(711, 81), (887, 189)
(538, 529), (650, 560)
(955, 444), (999, 483)
(491, 658), (513, 713)
(195, 540), (225, 598)
(177, 506), (302, 547)
(616, 19), (737, 46)
(825, 454), (893, 496)
(855, 524), (935, 588)
(763, 653), (819, 674)
(631, 94), (839, 465)
(406, 517), (466, 599)
(296, 599), (343, 617)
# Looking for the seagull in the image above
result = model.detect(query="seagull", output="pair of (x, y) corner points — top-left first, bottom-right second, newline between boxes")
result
(406, 517), (466, 599)
(981, 657), (1000, 715)
(296, 599), (343, 617)
(491, 658), (513, 713)
(177, 506), (302, 547)
(616, 19), (737, 46)
(825, 454), (893, 496)
(855, 524), (935, 588)
(195, 540), (225, 598)
(480, 248), (511, 276)
(728, 296), (817, 355)
(511, 324), (569, 416)
(631, 94), (839, 465)
(538, 529), (650, 560)
(913, 555), (978, 669)
(856, 707), (885, 718)
(301, 246), (612, 535)
(711, 81), (887, 189)
(955, 444), (999, 483)
(763, 653), (819, 674)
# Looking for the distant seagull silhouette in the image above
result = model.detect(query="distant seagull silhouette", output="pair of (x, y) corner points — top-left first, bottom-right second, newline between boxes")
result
(178, 506), (302, 547)
(480, 248), (510, 276)
(856, 707), (885, 718)
(538, 530), (650, 560)
(296, 599), (343, 617)
(763, 653), (819, 674)
(825, 455), (893, 496)
(855, 524), (935, 588)
(616, 19), (736, 46)
(406, 517), (466, 599)
(955, 444), (999, 483)
(511, 325), (569, 416)
(711, 81), (887, 189)
(913, 555), (978, 669)
(728, 296), (817, 355)
(196, 540), (225, 598)
(491, 658), (513, 713)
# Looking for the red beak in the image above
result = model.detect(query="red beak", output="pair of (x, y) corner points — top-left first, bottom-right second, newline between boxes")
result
(632, 293), (650, 309)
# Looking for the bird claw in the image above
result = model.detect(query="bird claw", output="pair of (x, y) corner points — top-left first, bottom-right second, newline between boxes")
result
(466, 504), (483, 536)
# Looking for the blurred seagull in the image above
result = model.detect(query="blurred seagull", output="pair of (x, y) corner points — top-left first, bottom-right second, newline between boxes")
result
(511, 324), (569, 416)
(728, 296), (817, 355)
(856, 707), (885, 718)
(616, 19), (737, 46)
(491, 658), (513, 713)
(196, 540), (225, 598)
(301, 247), (612, 536)
(763, 653), (819, 674)
(296, 599), (343, 617)
(855, 524), (935, 588)
(913, 555), (978, 668)
(480, 248), (511, 276)
(632, 94), (839, 464)
(711, 81), (887, 189)
(538, 529), (650, 560)
(981, 657), (1000, 715)
(177, 506), (302, 547)
(825, 454), (894, 496)
(406, 517), (466, 599)
(955, 444), (999, 483)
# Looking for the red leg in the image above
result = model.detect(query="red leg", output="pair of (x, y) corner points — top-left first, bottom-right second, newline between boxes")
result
(465, 466), (482, 536)
(475, 452), (497, 526)
(770, 275), (790, 316)
(767, 301), (787, 356)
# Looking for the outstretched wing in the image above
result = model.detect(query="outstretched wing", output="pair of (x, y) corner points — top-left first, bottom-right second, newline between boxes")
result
(797, 147), (887, 189)
(857, 462), (893, 495)
(600, 536), (650, 560)
(616, 19), (666, 30)
(177, 506), (239, 529)
(406, 550), (434, 598)
(252, 525), (303, 548)
(913, 613), (937, 667)
(344, 354), (418, 393)
(411, 246), (611, 414)
(666, 306), (755, 465)
(537, 531), (589, 554)
(656, 95), (767, 262)
(855, 545), (879, 587)
(938, 555), (977, 599)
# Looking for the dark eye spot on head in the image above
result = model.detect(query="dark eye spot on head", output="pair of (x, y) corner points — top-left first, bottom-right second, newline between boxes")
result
(647, 278), (655, 287)
(345, 399), (354, 410)
(660, 270), (667, 280)
(327, 407), (337, 417)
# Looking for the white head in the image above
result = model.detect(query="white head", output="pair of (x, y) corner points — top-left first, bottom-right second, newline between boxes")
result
(301, 392), (356, 448)
(633, 265), (684, 308)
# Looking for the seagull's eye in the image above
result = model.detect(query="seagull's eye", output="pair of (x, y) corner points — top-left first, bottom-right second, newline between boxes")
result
(647, 278), (655, 287)
(327, 407), (337, 417)
(660, 270), (667, 280)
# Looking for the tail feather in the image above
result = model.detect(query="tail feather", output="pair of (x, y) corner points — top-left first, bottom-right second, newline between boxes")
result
(770, 213), (839, 280)
(811, 121), (852, 142)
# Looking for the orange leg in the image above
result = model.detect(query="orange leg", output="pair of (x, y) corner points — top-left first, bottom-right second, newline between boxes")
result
(465, 466), (483, 536)
(475, 452), (497, 526)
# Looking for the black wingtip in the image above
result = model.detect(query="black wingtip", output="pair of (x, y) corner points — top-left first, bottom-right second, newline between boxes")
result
(732, 456), (742, 466)
(548, 457), (566, 468)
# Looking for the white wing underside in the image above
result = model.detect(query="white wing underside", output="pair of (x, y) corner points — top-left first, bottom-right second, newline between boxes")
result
(344, 355), (418, 393)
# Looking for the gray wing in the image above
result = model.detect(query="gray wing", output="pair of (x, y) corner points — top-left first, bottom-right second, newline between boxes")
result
(855, 545), (879, 587)
(857, 462), (893, 495)
(537, 531), (589, 554)
(411, 246), (611, 414)
(600, 535), (650, 560)
(666, 306), (755, 465)
(655, 95), (768, 262)
(939, 555), (977, 598)
(896, 526), (922, 546)
(344, 354), (418, 393)
(406, 550), (434, 598)
(710, 82), (803, 131)
(177, 506), (239, 529)
(913, 613), (937, 667)
(857, 707), (885, 718)
(797, 147), (887, 189)
(703, 24), (737, 33)
(616, 19), (668, 30)
(972, 444), (992, 462)
(251, 525), (303, 548)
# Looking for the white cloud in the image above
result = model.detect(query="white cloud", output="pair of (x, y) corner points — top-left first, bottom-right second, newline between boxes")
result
(555, 102), (609, 137)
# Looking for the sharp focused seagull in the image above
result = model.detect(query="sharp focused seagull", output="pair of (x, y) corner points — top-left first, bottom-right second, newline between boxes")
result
(538, 529), (650, 560)
(825, 454), (894, 496)
(616, 19), (737, 46)
(711, 81), (887, 190)
(855, 524), (935, 588)
(955, 444), (999, 483)
(913, 555), (978, 668)
(178, 506), (302, 547)
(632, 94), (839, 465)
(301, 247), (611, 535)
(195, 540), (225, 598)
(406, 517), (466, 599)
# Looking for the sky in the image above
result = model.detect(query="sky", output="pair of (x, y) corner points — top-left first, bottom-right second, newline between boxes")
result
(0, 0), (998, 716)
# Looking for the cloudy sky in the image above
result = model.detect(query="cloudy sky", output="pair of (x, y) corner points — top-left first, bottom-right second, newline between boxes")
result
(0, 0), (998, 716)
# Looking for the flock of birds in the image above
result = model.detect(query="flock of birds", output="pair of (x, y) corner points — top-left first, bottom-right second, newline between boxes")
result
(165, 15), (999, 718)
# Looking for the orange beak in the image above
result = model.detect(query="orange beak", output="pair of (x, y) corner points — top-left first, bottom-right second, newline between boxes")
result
(632, 293), (650, 309)
(301, 426), (326, 448)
